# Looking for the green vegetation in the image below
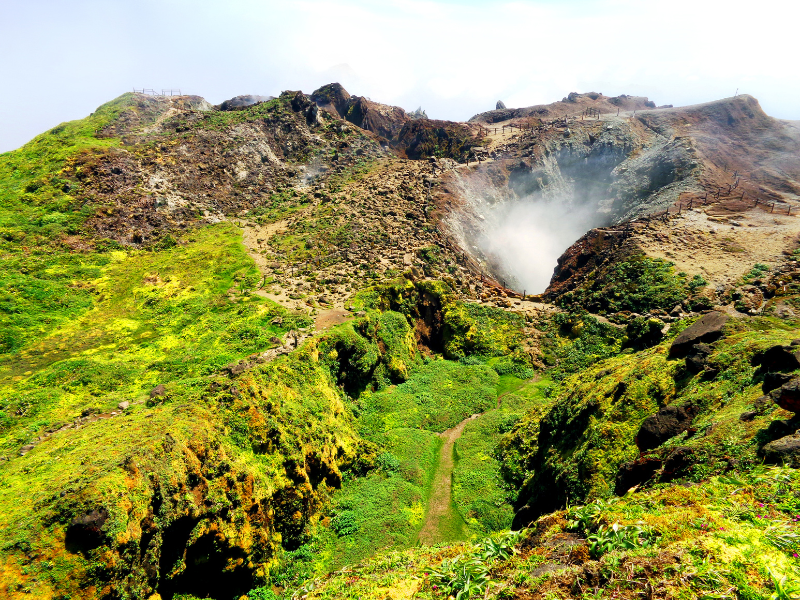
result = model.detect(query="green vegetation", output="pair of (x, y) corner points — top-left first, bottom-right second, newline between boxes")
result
(557, 255), (695, 314)
(297, 466), (800, 599)
(5, 85), (800, 600)
(453, 378), (553, 534)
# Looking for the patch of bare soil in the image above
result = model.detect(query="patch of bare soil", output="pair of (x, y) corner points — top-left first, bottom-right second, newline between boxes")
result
(632, 205), (800, 288)
(314, 309), (353, 331)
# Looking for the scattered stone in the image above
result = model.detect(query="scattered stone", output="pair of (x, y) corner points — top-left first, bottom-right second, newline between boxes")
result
(635, 404), (700, 451)
(668, 311), (728, 358)
(754, 395), (773, 413)
(117, 401), (130, 411)
(774, 303), (796, 319)
(19, 444), (35, 456)
(149, 384), (167, 399)
(739, 411), (758, 422)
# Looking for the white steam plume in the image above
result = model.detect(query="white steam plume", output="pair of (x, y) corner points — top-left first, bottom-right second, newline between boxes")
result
(448, 162), (612, 294)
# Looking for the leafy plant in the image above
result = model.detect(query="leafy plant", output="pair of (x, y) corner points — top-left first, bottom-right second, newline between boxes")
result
(765, 525), (800, 555)
(429, 555), (490, 599)
(566, 500), (612, 533)
(376, 452), (400, 474)
(586, 522), (656, 558)
(767, 567), (800, 600)
(477, 531), (522, 562)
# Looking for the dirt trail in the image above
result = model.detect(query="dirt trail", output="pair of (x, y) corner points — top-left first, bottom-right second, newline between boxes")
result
(418, 414), (479, 545)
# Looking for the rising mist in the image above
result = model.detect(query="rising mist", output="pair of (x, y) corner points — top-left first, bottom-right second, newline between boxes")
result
(447, 161), (614, 294)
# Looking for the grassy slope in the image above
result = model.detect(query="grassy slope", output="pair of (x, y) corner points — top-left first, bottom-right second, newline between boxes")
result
(453, 376), (553, 535)
(295, 466), (800, 599)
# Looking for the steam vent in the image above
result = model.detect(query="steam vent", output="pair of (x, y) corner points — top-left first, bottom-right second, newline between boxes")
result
(2, 84), (800, 600)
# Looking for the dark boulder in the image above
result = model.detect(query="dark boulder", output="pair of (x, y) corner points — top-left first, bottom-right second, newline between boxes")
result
(660, 447), (696, 481)
(614, 456), (662, 495)
(685, 342), (713, 373)
(760, 433), (800, 466)
(496, 100), (507, 110)
(668, 312), (728, 358)
(635, 404), (700, 451)
(766, 418), (797, 439)
(772, 378), (800, 412)
(752, 344), (800, 372)
(763, 372), (795, 393)
(149, 384), (166, 398)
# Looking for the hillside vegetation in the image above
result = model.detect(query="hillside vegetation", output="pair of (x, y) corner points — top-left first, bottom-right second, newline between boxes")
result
(2, 87), (800, 600)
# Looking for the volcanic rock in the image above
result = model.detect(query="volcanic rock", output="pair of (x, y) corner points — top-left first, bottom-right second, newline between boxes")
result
(66, 508), (109, 552)
(668, 312), (728, 358)
(149, 384), (167, 398)
(772, 378), (800, 412)
(614, 456), (662, 495)
(635, 404), (700, 451)
(752, 344), (800, 372)
(685, 343), (713, 373)
(760, 433), (800, 466)
(660, 446), (696, 481)
(310, 82), (351, 117)
(496, 100), (507, 110)
(763, 372), (795, 394)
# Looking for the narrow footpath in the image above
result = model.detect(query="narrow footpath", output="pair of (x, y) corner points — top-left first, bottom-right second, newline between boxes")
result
(417, 414), (479, 545)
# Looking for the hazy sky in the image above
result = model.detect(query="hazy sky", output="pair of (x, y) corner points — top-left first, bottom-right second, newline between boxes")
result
(1, 0), (798, 153)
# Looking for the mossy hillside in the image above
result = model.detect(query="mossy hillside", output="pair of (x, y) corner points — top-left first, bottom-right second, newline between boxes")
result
(0, 340), (369, 600)
(502, 313), (800, 521)
(556, 255), (706, 314)
(539, 312), (626, 380)
(286, 466), (800, 600)
(0, 224), (307, 453)
(0, 267), (447, 598)
(0, 94), (161, 355)
(350, 278), (531, 362)
(312, 359), (498, 572)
